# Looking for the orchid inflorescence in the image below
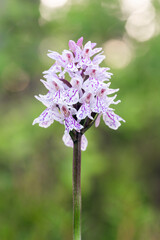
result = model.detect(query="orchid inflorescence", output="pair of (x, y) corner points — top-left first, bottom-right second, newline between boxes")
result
(33, 37), (125, 150)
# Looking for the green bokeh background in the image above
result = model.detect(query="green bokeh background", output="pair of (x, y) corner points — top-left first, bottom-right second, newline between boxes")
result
(0, 0), (160, 239)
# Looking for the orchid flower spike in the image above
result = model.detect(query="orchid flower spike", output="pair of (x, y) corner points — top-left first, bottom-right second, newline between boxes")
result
(33, 37), (125, 150)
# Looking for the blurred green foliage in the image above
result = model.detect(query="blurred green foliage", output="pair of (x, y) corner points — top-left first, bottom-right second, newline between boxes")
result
(0, 0), (160, 239)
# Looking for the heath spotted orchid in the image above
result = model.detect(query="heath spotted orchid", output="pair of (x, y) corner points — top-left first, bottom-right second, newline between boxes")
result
(33, 37), (125, 150)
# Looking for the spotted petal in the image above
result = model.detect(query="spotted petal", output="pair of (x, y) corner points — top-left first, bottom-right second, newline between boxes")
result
(53, 90), (64, 104)
(77, 103), (93, 120)
(35, 92), (54, 107)
(32, 108), (54, 128)
(82, 79), (103, 95)
(65, 116), (83, 132)
(63, 88), (79, 105)
(103, 111), (125, 130)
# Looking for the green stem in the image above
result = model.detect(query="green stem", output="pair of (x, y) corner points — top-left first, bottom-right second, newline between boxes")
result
(73, 132), (82, 240)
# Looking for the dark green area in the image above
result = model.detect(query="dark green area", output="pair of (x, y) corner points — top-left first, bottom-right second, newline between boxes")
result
(0, 0), (160, 239)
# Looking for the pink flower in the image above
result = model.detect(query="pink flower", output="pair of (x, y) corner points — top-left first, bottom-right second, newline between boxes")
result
(33, 37), (125, 150)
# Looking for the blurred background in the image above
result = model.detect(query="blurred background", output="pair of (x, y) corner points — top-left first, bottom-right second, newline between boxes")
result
(0, 0), (160, 239)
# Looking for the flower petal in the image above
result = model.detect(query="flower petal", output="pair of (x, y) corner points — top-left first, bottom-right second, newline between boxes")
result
(95, 113), (102, 127)
(62, 131), (73, 148)
(47, 51), (60, 60)
(53, 90), (64, 104)
(91, 47), (102, 57)
(91, 42), (97, 48)
(65, 116), (83, 132)
(77, 103), (93, 120)
(82, 79), (103, 95)
(69, 40), (77, 52)
(92, 53), (105, 65)
(63, 88), (79, 105)
(81, 134), (88, 151)
(62, 131), (88, 151)
(77, 37), (83, 47)
(32, 108), (54, 128)
(103, 111), (125, 130)
(70, 76), (83, 90)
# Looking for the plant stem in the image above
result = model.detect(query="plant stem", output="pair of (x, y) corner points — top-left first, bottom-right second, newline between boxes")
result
(73, 132), (82, 240)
